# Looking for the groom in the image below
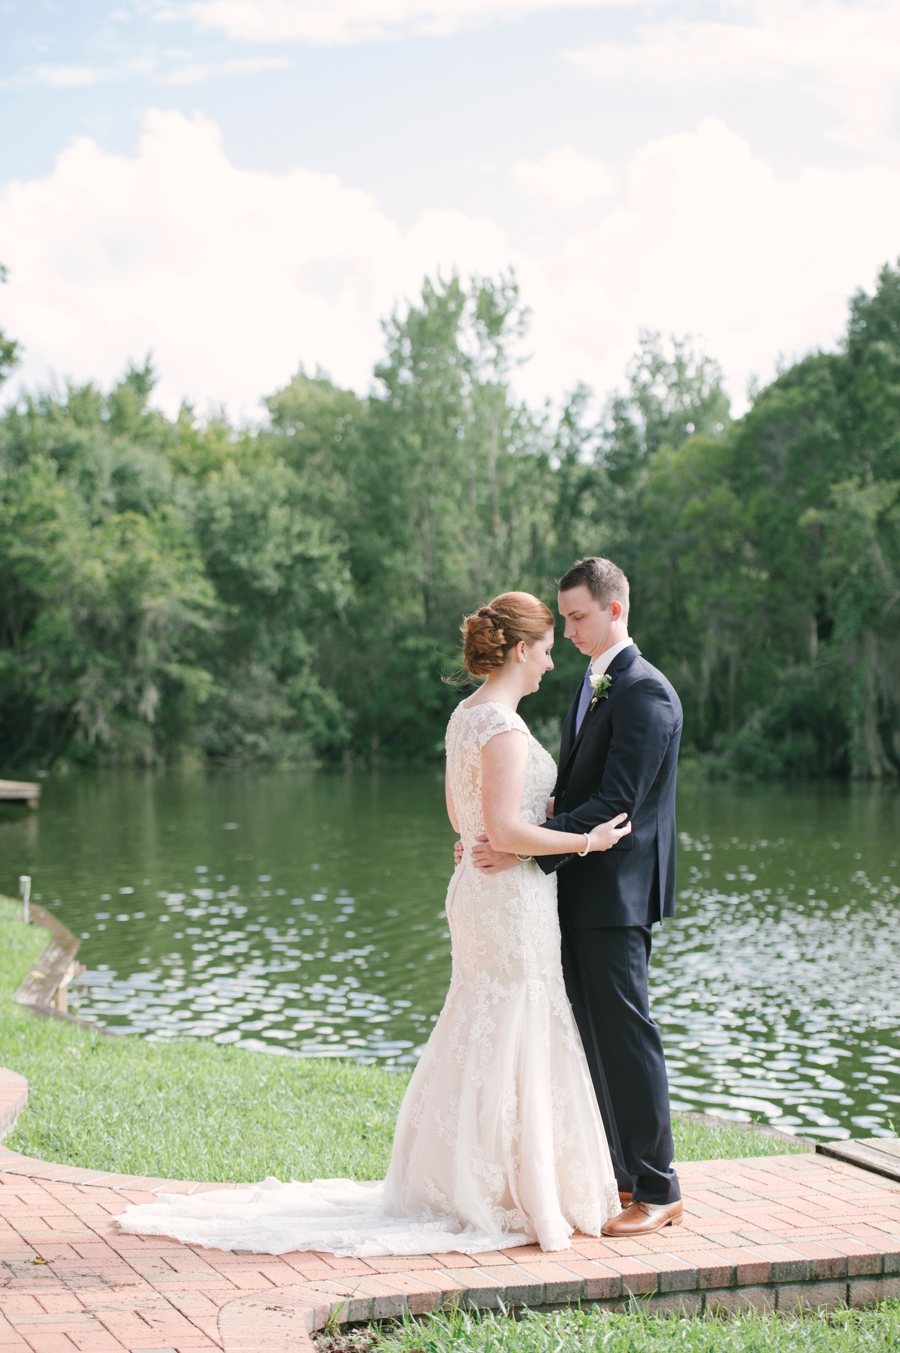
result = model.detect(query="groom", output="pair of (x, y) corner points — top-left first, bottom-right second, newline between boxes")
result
(471, 556), (683, 1236)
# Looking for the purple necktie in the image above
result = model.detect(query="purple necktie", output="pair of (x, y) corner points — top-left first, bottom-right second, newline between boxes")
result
(574, 669), (594, 736)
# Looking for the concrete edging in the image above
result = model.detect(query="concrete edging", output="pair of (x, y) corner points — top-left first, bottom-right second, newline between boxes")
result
(0, 1068), (27, 1141)
(1, 892), (105, 1031)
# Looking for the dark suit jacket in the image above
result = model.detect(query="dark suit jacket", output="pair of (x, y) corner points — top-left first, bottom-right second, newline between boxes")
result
(536, 644), (682, 928)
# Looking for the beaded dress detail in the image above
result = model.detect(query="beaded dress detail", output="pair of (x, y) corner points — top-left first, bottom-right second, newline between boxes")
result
(118, 700), (619, 1257)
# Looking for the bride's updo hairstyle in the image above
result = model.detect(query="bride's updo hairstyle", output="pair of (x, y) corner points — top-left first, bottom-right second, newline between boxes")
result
(462, 592), (555, 678)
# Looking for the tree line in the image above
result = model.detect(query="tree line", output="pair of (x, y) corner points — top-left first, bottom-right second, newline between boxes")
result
(1, 264), (898, 778)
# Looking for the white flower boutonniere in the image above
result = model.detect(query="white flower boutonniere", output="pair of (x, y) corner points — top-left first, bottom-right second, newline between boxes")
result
(588, 671), (612, 712)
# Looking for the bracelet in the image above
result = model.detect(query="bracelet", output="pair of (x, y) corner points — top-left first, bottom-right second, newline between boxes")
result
(577, 833), (591, 857)
(516, 853), (533, 863)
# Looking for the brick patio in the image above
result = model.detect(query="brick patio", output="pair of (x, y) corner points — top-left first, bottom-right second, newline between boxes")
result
(0, 1143), (897, 1353)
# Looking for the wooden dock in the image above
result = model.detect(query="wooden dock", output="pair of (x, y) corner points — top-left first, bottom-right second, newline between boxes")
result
(12, 903), (80, 1017)
(818, 1135), (900, 1184)
(0, 779), (39, 809)
(0, 896), (97, 1027)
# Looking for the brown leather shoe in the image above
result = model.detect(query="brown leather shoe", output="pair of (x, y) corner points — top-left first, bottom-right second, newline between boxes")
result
(618, 1191), (633, 1207)
(601, 1199), (683, 1236)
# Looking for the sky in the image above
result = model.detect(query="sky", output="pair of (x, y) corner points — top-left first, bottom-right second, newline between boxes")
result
(2, 0), (900, 420)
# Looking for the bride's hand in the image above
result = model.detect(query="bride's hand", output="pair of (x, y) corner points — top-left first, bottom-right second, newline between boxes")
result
(587, 813), (631, 852)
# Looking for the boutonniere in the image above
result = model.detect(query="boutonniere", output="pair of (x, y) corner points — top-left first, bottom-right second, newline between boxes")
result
(588, 672), (612, 712)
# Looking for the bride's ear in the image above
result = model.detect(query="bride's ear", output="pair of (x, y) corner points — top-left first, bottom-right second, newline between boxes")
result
(517, 641), (527, 664)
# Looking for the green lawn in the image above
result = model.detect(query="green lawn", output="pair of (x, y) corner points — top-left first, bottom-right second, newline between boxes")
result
(0, 897), (406, 1180)
(342, 1304), (900, 1353)
(672, 1112), (807, 1161)
(0, 899), (806, 1181)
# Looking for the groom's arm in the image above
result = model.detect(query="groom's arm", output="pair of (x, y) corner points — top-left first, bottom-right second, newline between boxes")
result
(535, 679), (678, 875)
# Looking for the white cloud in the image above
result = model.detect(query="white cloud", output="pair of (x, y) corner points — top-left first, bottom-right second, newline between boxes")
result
(2, 111), (900, 424)
(0, 53), (288, 90)
(511, 146), (617, 210)
(161, 54), (292, 83)
(510, 116), (900, 410)
(0, 63), (143, 91)
(188, 0), (635, 45)
(29, 65), (106, 89)
(181, 0), (900, 144)
(569, 1), (900, 151)
(0, 111), (511, 418)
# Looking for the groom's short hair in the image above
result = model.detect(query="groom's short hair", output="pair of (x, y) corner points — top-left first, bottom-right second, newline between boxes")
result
(558, 557), (630, 618)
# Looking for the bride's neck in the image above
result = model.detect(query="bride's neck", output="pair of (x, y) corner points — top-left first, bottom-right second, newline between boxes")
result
(479, 671), (525, 709)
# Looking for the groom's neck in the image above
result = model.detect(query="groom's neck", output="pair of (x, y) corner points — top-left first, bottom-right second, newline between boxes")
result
(590, 623), (630, 661)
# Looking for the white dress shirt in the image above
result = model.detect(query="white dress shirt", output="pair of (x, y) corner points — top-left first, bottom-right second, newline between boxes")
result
(573, 637), (635, 738)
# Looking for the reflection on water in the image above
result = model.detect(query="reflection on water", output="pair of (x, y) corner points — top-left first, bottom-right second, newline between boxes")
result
(1, 770), (455, 1067)
(652, 783), (900, 1139)
(1, 769), (898, 1140)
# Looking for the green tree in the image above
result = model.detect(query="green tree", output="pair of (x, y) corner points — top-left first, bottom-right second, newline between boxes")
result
(602, 330), (731, 487)
(626, 263), (900, 778)
(0, 456), (214, 768)
(341, 272), (554, 759)
(191, 454), (349, 762)
(0, 264), (20, 389)
(2, 262), (899, 778)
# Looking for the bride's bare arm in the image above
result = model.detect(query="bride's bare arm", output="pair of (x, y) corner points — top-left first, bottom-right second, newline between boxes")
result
(481, 731), (630, 856)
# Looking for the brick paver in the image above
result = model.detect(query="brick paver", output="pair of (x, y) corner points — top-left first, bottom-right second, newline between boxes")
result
(0, 1145), (897, 1351)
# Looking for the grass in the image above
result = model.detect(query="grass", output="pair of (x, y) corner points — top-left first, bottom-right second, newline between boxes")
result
(319, 1304), (900, 1353)
(0, 897), (406, 1180)
(672, 1112), (809, 1161)
(0, 898), (806, 1181)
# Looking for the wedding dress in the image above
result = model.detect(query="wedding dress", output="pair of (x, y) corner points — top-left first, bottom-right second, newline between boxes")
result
(118, 701), (620, 1257)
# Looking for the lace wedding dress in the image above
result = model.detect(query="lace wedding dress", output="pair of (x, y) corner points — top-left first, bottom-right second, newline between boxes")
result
(118, 701), (620, 1257)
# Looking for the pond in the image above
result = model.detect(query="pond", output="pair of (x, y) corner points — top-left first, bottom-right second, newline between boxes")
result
(1, 768), (898, 1142)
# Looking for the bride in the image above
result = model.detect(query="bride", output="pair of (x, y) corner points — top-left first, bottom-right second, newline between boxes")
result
(119, 592), (629, 1257)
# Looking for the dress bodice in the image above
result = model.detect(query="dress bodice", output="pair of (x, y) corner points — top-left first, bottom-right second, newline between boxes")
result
(445, 700), (557, 845)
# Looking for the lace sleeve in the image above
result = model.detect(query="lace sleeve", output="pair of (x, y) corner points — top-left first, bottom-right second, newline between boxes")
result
(469, 704), (529, 751)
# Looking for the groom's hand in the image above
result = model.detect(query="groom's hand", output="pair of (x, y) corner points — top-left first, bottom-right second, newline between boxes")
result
(546, 796), (555, 818)
(471, 834), (519, 874)
(453, 840), (464, 867)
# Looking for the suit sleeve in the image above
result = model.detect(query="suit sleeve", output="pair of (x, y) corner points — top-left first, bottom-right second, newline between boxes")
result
(535, 678), (677, 875)
(553, 689), (580, 798)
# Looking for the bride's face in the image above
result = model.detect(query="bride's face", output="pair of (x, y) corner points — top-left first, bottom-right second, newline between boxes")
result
(520, 628), (555, 693)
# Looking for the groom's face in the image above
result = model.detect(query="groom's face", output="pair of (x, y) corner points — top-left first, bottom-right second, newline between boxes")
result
(558, 585), (619, 659)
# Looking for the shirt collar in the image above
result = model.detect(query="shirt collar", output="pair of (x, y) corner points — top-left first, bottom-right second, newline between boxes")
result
(589, 638), (633, 677)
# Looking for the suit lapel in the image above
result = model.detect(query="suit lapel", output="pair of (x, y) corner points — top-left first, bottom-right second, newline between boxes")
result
(558, 644), (640, 780)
